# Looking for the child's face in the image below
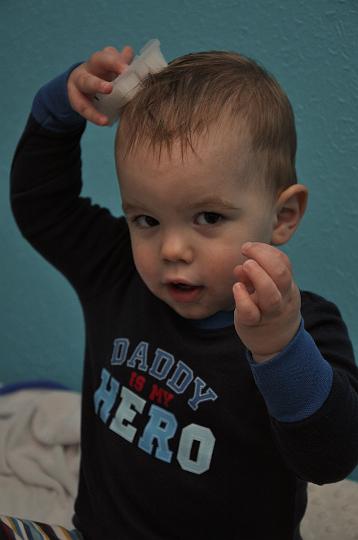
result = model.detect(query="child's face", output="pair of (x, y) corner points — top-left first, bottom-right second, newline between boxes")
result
(117, 129), (277, 319)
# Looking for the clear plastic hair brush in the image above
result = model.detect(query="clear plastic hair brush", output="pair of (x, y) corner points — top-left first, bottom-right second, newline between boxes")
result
(93, 39), (168, 125)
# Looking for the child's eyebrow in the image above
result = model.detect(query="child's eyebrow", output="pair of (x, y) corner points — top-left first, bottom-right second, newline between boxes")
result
(122, 197), (240, 214)
(187, 197), (239, 210)
(122, 201), (150, 214)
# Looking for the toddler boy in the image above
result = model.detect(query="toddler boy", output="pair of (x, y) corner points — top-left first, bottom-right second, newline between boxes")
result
(5, 44), (358, 540)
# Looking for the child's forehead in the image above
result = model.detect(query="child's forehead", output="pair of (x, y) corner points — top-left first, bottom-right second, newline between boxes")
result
(116, 131), (268, 214)
(116, 122), (253, 177)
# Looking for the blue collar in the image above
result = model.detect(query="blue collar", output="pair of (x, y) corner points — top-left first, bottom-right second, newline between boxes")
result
(190, 310), (234, 330)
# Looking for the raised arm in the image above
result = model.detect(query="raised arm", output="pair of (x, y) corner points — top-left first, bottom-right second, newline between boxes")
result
(11, 46), (135, 300)
(233, 242), (358, 483)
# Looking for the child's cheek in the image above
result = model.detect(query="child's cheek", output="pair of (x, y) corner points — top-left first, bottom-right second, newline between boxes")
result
(132, 245), (156, 283)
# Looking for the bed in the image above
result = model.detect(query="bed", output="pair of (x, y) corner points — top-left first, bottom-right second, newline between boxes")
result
(0, 381), (357, 538)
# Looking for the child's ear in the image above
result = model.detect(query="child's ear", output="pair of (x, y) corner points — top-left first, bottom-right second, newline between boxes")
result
(271, 184), (308, 246)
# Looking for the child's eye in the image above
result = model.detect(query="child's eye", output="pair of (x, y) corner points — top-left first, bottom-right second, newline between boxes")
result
(133, 215), (159, 228)
(195, 212), (224, 225)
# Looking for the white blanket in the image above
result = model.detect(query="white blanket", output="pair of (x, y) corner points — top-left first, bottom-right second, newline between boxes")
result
(1, 388), (357, 537)
(0, 389), (81, 529)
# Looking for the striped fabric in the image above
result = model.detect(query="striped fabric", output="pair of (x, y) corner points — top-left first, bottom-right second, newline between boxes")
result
(0, 517), (83, 540)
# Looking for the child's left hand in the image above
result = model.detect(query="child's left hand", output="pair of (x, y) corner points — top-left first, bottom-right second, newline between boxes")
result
(233, 242), (301, 363)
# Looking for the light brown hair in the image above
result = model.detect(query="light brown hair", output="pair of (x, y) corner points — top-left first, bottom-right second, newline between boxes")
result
(116, 50), (297, 193)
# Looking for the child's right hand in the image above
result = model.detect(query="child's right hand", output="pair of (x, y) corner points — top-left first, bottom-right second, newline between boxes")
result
(67, 45), (134, 126)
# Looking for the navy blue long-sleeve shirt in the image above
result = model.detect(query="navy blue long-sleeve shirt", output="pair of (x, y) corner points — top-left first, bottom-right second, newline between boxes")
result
(10, 68), (358, 540)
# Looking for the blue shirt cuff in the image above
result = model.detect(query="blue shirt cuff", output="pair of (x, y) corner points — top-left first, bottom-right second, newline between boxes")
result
(247, 319), (333, 422)
(32, 63), (86, 132)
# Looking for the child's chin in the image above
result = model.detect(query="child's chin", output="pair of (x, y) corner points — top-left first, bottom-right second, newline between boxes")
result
(168, 302), (218, 320)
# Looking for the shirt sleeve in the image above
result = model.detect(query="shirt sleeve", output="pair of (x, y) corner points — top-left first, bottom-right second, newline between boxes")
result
(31, 63), (85, 131)
(10, 66), (133, 302)
(247, 319), (334, 422)
(253, 292), (358, 484)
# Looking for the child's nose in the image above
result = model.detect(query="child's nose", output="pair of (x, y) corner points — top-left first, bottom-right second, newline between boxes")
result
(160, 231), (194, 264)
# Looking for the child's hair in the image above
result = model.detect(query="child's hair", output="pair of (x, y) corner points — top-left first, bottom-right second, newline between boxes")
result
(116, 50), (297, 194)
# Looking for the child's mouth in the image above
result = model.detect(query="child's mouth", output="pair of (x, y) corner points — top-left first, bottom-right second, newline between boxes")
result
(167, 282), (204, 303)
(173, 283), (195, 290)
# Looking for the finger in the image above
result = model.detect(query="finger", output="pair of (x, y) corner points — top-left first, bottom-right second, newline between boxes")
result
(233, 264), (255, 294)
(88, 48), (131, 79)
(233, 282), (261, 325)
(75, 72), (113, 97)
(103, 45), (134, 74)
(241, 259), (282, 314)
(70, 87), (109, 125)
(120, 45), (134, 64)
(241, 242), (292, 294)
(103, 45), (134, 62)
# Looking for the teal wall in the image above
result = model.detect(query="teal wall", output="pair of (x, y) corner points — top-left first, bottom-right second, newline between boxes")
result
(1, 0), (357, 482)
